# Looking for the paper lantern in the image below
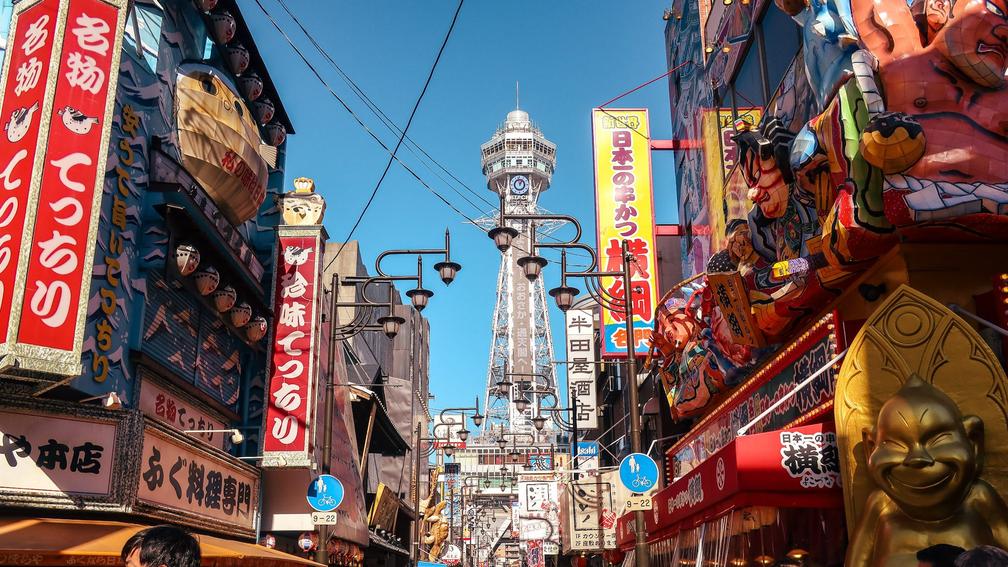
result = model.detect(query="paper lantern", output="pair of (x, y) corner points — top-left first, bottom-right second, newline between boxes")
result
(224, 43), (249, 75)
(238, 73), (264, 101)
(209, 12), (235, 44)
(212, 285), (237, 312)
(194, 266), (220, 296)
(246, 316), (268, 342)
(229, 301), (252, 327)
(174, 243), (200, 276)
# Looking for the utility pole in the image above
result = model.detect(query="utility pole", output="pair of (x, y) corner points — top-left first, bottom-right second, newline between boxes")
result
(413, 420), (423, 566)
(622, 239), (649, 567)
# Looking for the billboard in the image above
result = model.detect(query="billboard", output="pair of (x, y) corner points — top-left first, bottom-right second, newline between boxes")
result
(0, 0), (127, 375)
(262, 227), (325, 466)
(591, 109), (659, 358)
(565, 308), (598, 429)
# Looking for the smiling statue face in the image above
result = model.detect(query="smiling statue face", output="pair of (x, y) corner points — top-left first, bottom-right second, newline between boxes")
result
(936, 0), (1008, 88)
(866, 376), (982, 517)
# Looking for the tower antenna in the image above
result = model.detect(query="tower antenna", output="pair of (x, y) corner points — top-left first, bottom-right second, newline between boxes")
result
(516, 80), (519, 110)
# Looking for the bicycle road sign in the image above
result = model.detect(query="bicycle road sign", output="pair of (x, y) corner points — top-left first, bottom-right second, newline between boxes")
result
(306, 474), (344, 512)
(618, 453), (658, 494)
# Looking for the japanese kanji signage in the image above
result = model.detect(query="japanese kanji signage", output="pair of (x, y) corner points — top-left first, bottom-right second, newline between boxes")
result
(668, 314), (839, 479)
(0, 409), (116, 497)
(565, 308), (598, 429)
(139, 378), (227, 450)
(518, 474), (560, 544)
(562, 479), (617, 552)
(0, 0), (127, 376)
(138, 428), (258, 533)
(644, 424), (842, 533)
(262, 226), (324, 466)
(591, 109), (659, 358)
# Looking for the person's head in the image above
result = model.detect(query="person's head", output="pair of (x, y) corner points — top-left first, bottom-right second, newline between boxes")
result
(917, 544), (966, 567)
(121, 525), (200, 567)
(954, 546), (1008, 566)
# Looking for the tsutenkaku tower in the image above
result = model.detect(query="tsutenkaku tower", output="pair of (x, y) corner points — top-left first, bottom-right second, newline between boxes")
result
(478, 107), (560, 436)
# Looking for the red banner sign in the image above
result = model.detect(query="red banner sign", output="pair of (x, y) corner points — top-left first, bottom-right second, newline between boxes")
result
(618, 424), (843, 548)
(262, 230), (323, 463)
(0, 0), (126, 375)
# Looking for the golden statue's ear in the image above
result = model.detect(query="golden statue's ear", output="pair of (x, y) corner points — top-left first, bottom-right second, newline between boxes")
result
(862, 426), (877, 461)
(963, 414), (984, 466)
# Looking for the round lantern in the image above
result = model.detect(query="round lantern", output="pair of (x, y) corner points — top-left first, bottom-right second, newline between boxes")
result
(193, 266), (220, 296)
(197, 0), (218, 12)
(246, 316), (268, 342)
(297, 531), (318, 553)
(229, 301), (252, 327)
(264, 122), (287, 147)
(572, 555), (588, 567)
(212, 285), (237, 312)
(259, 534), (276, 549)
(224, 43), (249, 75)
(174, 243), (201, 276)
(209, 12), (235, 44)
(238, 73), (264, 101)
(252, 98), (275, 125)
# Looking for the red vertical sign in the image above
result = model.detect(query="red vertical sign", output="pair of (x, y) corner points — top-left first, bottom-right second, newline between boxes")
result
(263, 232), (322, 458)
(0, 0), (125, 376)
(0, 1), (60, 344)
(17, 0), (123, 351)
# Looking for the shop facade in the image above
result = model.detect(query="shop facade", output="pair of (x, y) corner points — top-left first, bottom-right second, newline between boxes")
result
(636, 0), (1008, 561)
(0, 0), (365, 564)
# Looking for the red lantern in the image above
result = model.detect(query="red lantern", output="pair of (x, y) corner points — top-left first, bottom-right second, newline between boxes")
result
(604, 550), (626, 564)
(572, 555), (588, 567)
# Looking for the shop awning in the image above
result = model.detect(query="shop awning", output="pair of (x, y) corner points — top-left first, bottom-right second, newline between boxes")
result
(0, 518), (323, 567)
(617, 423), (843, 549)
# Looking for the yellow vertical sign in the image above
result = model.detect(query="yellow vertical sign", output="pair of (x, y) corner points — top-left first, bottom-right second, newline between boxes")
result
(591, 109), (659, 358)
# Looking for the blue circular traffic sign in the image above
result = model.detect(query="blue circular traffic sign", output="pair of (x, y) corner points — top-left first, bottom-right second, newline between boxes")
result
(619, 453), (659, 493)
(306, 474), (344, 512)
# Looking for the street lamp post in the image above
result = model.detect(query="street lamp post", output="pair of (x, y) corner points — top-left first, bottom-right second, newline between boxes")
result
(327, 232), (462, 567)
(412, 401), (483, 566)
(488, 195), (651, 567)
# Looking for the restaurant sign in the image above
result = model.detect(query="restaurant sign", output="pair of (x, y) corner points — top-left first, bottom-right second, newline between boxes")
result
(591, 109), (659, 358)
(565, 308), (598, 429)
(137, 426), (258, 534)
(0, 409), (118, 499)
(0, 0), (127, 376)
(669, 314), (840, 478)
(262, 225), (325, 467)
(562, 479), (617, 552)
(138, 376), (229, 450)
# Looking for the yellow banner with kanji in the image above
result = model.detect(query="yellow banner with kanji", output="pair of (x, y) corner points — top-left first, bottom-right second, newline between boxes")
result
(591, 109), (659, 358)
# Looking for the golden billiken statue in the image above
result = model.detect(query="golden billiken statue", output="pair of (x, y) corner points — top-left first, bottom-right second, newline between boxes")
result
(848, 377), (1008, 565)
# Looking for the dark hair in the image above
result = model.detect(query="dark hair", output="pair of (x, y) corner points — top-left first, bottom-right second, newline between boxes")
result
(734, 117), (797, 185)
(121, 525), (200, 567)
(955, 546), (1008, 567)
(917, 544), (966, 566)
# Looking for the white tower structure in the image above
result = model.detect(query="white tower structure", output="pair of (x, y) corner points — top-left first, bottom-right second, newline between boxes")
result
(479, 107), (559, 435)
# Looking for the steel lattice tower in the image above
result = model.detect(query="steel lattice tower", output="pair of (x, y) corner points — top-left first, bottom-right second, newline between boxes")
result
(476, 107), (560, 437)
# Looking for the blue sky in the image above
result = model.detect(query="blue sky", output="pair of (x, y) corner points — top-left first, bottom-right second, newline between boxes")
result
(243, 0), (678, 414)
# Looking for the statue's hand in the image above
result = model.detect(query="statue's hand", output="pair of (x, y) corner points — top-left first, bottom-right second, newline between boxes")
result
(859, 112), (927, 174)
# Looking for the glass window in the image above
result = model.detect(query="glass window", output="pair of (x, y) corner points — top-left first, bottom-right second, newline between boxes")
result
(760, 5), (801, 94)
(732, 42), (765, 107)
(123, 1), (164, 72)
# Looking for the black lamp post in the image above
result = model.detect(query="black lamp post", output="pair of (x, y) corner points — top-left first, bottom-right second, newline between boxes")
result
(486, 193), (651, 567)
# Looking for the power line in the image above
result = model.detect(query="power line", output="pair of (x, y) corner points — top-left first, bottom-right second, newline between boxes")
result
(249, 0), (487, 261)
(251, 0), (593, 270)
(273, 0), (499, 215)
(326, 0), (466, 268)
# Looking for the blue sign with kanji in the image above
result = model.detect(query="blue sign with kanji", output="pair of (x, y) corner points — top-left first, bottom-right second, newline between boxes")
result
(306, 474), (344, 512)
(619, 453), (658, 493)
